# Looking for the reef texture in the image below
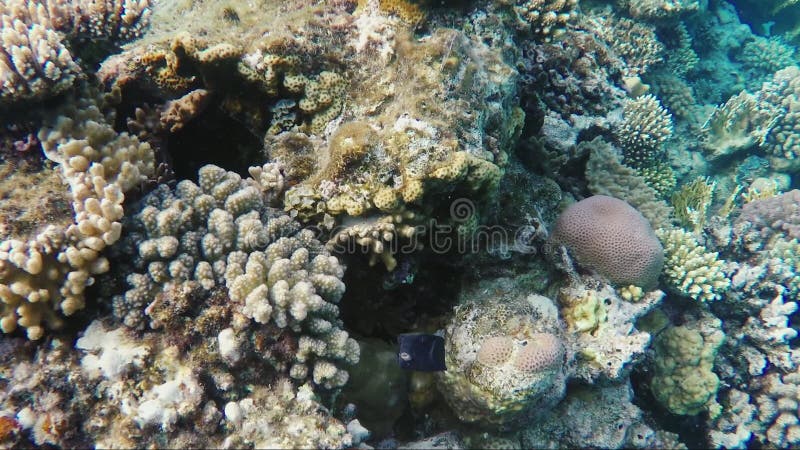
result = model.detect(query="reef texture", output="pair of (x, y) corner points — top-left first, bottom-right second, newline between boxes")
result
(2, 0), (800, 448)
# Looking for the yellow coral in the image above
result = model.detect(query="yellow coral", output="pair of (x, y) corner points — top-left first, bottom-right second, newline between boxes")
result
(373, 187), (401, 212)
(558, 287), (608, 333)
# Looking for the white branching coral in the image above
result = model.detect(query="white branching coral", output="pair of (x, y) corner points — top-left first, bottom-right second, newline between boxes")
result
(0, 0), (152, 106)
(656, 228), (730, 302)
(0, 2), (81, 106)
(0, 92), (154, 339)
(111, 164), (358, 389)
(615, 94), (673, 167)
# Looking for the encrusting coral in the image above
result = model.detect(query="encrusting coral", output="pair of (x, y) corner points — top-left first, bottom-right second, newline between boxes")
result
(436, 282), (569, 427)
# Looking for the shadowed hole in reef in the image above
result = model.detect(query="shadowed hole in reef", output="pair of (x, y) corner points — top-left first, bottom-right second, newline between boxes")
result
(338, 253), (460, 342)
(166, 105), (263, 181)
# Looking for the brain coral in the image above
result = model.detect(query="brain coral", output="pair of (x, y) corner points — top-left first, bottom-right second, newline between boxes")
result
(552, 195), (664, 288)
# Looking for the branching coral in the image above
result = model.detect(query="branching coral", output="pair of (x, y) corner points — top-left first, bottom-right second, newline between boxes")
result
(582, 12), (664, 77)
(615, 94), (673, 168)
(0, 0), (152, 107)
(701, 90), (780, 160)
(1, 90), (154, 339)
(656, 228), (730, 302)
(109, 163), (358, 388)
(583, 137), (674, 230)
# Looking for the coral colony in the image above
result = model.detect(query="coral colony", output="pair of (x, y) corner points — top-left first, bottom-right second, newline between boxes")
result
(2, 0), (800, 448)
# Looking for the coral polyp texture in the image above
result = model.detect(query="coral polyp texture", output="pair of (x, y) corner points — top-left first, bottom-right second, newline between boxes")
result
(1, 90), (154, 339)
(551, 195), (665, 289)
(0, 0), (152, 107)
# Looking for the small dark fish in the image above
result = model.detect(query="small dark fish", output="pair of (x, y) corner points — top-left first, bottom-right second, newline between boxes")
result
(397, 333), (446, 372)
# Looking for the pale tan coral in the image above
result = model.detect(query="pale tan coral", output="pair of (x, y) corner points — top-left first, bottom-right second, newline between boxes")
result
(0, 91), (154, 339)
(701, 91), (780, 160)
(583, 12), (664, 77)
(656, 228), (730, 302)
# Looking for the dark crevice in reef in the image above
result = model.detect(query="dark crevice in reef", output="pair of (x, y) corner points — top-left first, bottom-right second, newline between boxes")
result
(339, 254), (460, 342)
(165, 105), (263, 181)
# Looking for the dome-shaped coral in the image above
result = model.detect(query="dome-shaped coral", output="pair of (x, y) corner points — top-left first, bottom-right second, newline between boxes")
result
(551, 195), (664, 288)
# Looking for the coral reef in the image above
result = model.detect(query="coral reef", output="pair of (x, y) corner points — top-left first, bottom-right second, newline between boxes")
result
(2, 0), (800, 447)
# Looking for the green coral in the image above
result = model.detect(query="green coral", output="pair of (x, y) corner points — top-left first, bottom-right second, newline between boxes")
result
(671, 177), (716, 234)
(651, 320), (724, 416)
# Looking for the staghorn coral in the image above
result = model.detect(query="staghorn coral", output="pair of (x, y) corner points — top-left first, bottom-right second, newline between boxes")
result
(436, 282), (569, 427)
(552, 195), (664, 289)
(656, 228), (730, 302)
(1, 90), (154, 339)
(108, 163), (358, 389)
